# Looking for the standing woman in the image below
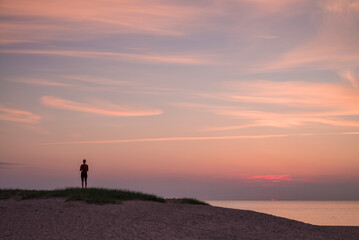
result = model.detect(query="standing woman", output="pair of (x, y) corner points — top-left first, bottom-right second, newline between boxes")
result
(80, 159), (89, 188)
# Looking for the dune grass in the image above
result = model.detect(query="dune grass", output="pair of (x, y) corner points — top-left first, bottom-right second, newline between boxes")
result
(0, 188), (209, 205)
(0, 188), (165, 204)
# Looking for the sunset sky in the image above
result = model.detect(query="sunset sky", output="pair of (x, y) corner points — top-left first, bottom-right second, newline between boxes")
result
(0, 0), (358, 200)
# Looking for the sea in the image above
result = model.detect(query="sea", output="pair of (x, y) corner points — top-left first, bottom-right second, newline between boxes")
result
(207, 201), (359, 226)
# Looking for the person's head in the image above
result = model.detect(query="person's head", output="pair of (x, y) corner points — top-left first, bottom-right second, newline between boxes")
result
(83, 159), (86, 163)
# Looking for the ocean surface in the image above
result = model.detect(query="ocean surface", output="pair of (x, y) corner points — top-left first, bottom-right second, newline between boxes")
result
(207, 201), (359, 226)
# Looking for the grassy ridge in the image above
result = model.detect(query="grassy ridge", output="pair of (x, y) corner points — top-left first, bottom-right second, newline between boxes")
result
(0, 188), (165, 204)
(0, 188), (209, 205)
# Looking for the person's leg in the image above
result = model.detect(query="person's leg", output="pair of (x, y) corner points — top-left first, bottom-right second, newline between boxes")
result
(84, 174), (87, 188)
(81, 173), (84, 188)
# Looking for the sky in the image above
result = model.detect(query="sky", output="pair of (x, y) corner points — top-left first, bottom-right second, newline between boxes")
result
(0, 0), (359, 200)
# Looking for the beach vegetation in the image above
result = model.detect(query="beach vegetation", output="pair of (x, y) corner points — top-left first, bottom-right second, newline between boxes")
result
(0, 188), (209, 206)
(0, 187), (165, 204)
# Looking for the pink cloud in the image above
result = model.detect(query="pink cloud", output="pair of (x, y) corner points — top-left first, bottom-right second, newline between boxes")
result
(251, 48), (359, 73)
(182, 80), (359, 132)
(204, 111), (359, 131)
(0, 0), (219, 44)
(0, 49), (212, 65)
(341, 131), (359, 135)
(41, 96), (163, 117)
(339, 71), (359, 88)
(213, 174), (305, 183)
(246, 175), (304, 183)
(249, 175), (294, 180)
(249, 0), (359, 74)
(0, 105), (41, 124)
(46, 132), (355, 145)
(324, 0), (359, 12)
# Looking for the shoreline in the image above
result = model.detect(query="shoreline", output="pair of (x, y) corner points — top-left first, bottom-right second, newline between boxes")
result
(1, 198), (359, 239)
(207, 200), (359, 226)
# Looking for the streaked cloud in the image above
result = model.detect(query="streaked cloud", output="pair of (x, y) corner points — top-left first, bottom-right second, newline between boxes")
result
(245, 174), (303, 183)
(204, 109), (359, 131)
(225, 80), (359, 107)
(339, 71), (359, 88)
(43, 132), (359, 145)
(12, 78), (71, 87)
(324, 0), (359, 12)
(252, 34), (279, 39)
(45, 133), (305, 145)
(252, 46), (359, 73)
(0, 162), (19, 169)
(179, 80), (359, 132)
(251, 0), (359, 73)
(9, 76), (134, 93)
(341, 131), (359, 135)
(0, 162), (18, 165)
(0, 105), (41, 124)
(41, 96), (163, 117)
(0, 0), (218, 44)
(0, 49), (212, 65)
(235, 0), (306, 18)
(63, 75), (133, 86)
(213, 173), (305, 183)
(9, 75), (182, 96)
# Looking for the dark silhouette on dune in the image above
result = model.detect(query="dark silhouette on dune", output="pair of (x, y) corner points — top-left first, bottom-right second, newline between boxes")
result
(80, 159), (89, 188)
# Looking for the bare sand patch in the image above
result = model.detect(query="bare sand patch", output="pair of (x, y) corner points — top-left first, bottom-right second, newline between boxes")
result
(1, 198), (358, 240)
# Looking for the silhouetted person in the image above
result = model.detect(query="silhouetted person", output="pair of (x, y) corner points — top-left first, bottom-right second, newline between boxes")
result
(80, 159), (89, 188)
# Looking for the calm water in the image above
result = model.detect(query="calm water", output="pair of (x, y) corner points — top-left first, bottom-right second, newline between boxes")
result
(207, 201), (359, 226)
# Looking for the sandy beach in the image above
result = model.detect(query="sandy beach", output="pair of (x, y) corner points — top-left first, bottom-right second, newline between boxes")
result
(1, 199), (359, 239)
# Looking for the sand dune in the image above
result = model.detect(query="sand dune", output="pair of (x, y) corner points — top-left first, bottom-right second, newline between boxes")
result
(1, 198), (358, 240)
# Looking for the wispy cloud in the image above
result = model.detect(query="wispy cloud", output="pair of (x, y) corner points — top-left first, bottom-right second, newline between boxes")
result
(0, 0), (219, 44)
(225, 80), (359, 108)
(0, 49), (212, 65)
(250, 0), (359, 73)
(213, 173), (305, 183)
(0, 105), (41, 124)
(9, 75), (183, 97)
(339, 70), (359, 88)
(9, 76), (136, 94)
(0, 162), (19, 169)
(341, 131), (359, 135)
(203, 110), (359, 131)
(180, 80), (359, 132)
(324, 0), (359, 12)
(0, 162), (18, 165)
(252, 34), (279, 39)
(41, 96), (163, 117)
(242, 174), (303, 183)
(251, 47), (359, 73)
(12, 78), (71, 87)
(63, 75), (133, 86)
(42, 132), (359, 145)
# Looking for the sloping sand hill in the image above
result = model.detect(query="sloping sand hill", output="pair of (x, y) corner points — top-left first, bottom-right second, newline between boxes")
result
(1, 198), (358, 240)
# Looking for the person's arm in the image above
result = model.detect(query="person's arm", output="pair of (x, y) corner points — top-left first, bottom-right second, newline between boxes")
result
(80, 165), (82, 171)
